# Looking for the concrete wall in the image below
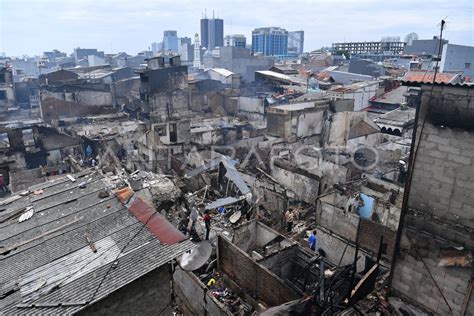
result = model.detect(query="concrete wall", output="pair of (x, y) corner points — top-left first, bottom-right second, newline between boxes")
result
(409, 124), (474, 234)
(317, 196), (396, 261)
(317, 198), (359, 241)
(346, 133), (383, 152)
(48, 90), (113, 106)
(239, 172), (287, 227)
(232, 221), (292, 254)
(271, 160), (319, 204)
(77, 265), (173, 315)
(0, 86), (15, 109)
(204, 47), (274, 82)
(218, 236), (300, 307)
(173, 266), (230, 316)
(392, 84), (474, 315)
(391, 229), (473, 315)
(40, 96), (116, 121)
(9, 168), (45, 192)
(296, 110), (324, 138)
(328, 83), (379, 111)
(440, 43), (474, 78)
(314, 227), (367, 272)
(238, 96), (265, 120)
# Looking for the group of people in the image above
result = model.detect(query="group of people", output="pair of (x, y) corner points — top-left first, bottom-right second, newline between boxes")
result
(178, 205), (212, 241)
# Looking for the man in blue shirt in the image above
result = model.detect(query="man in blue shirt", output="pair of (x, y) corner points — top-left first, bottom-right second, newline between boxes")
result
(308, 230), (317, 251)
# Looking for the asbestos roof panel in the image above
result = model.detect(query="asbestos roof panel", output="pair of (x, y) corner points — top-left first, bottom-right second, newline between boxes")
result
(328, 70), (374, 85)
(374, 107), (416, 128)
(256, 70), (292, 81)
(0, 172), (195, 314)
(220, 159), (250, 195)
(207, 68), (235, 77)
(3, 239), (194, 315)
(371, 86), (407, 105)
(205, 197), (242, 210)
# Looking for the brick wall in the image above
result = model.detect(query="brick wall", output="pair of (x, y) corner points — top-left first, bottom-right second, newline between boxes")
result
(217, 236), (300, 307)
(173, 266), (230, 316)
(391, 229), (473, 315)
(358, 219), (396, 258)
(392, 85), (474, 315)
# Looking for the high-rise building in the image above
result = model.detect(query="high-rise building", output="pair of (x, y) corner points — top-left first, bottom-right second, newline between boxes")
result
(200, 12), (224, 50)
(179, 37), (193, 62)
(404, 32), (419, 46)
(332, 40), (405, 55)
(224, 34), (246, 48)
(252, 27), (288, 57)
(163, 30), (179, 53)
(288, 31), (304, 54)
(151, 42), (162, 55)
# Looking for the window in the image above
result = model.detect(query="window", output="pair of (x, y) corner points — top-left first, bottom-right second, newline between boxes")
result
(155, 125), (167, 137)
(465, 63), (471, 69)
(0, 90), (6, 100)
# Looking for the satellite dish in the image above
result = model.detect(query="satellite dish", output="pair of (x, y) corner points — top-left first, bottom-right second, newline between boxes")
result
(179, 241), (212, 271)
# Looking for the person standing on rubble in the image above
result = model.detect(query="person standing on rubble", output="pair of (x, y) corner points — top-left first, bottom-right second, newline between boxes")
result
(203, 210), (212, 240)
(285, 208), (294, 233)
(308, 230), (317, 251)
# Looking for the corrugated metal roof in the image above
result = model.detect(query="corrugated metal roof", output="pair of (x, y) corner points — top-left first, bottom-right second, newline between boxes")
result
(206, 68), (235, 77)
(400, 79), (474, 87)
(401, 70), (461, 84)
(128, 197), (186, 245)
(0, 171), (194, 315)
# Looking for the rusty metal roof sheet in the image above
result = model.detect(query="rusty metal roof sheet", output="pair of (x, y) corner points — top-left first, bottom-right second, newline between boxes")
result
(128, 197), (186, 245)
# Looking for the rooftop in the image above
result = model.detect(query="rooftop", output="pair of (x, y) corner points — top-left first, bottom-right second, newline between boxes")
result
(401, 70), (461, 84)
(374, 106), (416, 128)
(371, 86), (408, 105)
(0, 170), (193, 315)
(205, 68), (235, 77)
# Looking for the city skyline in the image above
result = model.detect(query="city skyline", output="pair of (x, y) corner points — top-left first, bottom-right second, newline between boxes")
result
(0, 0), (473, 57)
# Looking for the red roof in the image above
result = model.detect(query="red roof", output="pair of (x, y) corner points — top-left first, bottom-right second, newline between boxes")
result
(402, 70), (460, 84)
(127, 197), (186, 245)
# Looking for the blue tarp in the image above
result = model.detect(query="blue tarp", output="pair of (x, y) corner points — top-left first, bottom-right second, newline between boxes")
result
(357, 193), (375, 219)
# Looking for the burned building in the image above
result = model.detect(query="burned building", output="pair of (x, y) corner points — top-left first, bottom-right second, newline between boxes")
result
(0, 123), (83, 192)
(137, 54), (190, 121)
(391, 82), (474, 315)
(0, 66), (16, 114)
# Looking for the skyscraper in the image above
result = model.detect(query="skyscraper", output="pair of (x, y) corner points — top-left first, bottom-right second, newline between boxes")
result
(288, 31), (304, 55)
(151, 42), (162, 55)
(200, 12), (224, 50)
(252, 27), (288, 57)
(163, 30), (179, 53)
(225, 34), (246, 48)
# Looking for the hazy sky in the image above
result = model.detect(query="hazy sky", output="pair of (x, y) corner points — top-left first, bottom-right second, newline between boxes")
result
(1, 0), (473, 57)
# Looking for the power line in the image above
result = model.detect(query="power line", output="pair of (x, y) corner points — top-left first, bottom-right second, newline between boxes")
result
(87, 208), (159, 304)
(389, 19), (449, 298)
